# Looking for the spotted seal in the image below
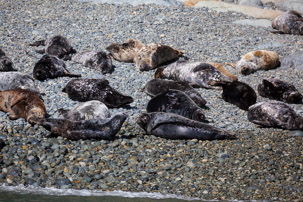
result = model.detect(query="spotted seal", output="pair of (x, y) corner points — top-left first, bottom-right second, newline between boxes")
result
(272, 10), (303, 35)
(62, 78), (134, 108)
(33, 55), (81, 81)
(146, 89), (207, 122)
(0, 89), (46, 124)
(106, 39), (144, 63)
(155, 61), (233, 88)
(136, 112), (235, 140)
(257, 78), (303, 104)
(37, 113), (127, 140)
(0, 48), (16, 71)
(134, 43), (184, 71)
(234, 50), (280, 75)
(71, 50), (113, 74)
(29, 35), (77, 60)
(248, 101), (303, 130)
(142, 78), (206, 107)
(57, 100), (110, 121)
(220, 81), (257, 110)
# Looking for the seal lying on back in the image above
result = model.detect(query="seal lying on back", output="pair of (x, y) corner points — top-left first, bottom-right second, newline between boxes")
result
(71, 50), (113, 74)
(33, 55), (81, 81)
(272, 10), (303, 35)
(235, 50), (280, 75)
(62, 78), (134, 108)
(37, 113), (127, 140)
(0, 89), (46, 124)
(248, 101), (303, 130)
(155, 61), (233, 88)
(30, 35), (76, 60)
(0, 72), (40, 94)
(58, 100), (110, 121)
(136, 112), (235, 140)
(0, 48), (16, 71)
(106, 39), (144, 63)
(258, 78), (303, 104)
(134, 43), (184, 71)
(146, 89), (207, 122)
(220, 81), (257, 110)
(142, 79), (206, 107)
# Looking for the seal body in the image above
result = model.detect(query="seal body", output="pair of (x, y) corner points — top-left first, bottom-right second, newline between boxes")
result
(58, 100), (110, 121)
(106, 39), (144, 63)
(155, 61), (233, 88)
(235, 50), (280, 75)
(30, 35), (76, 60)
(258, 78), (303, 104)
(248, 101), (303, 130)
(272, 10), (303, 35)
(146, 89), (206, 122)
(71, 50), (113, 74)
(0, 72), (40, 94)
(142, 78), (206, 107)
(221, 81), (257, 110)
(134, 43), (184, 71)
(0, 89), (46, 124)
(38, 113), (127, 140)
(0, 48), (16, 71)
(136, 112), (235, 140)
(62, 78), (134, 108)
(33, 55), (81, 81)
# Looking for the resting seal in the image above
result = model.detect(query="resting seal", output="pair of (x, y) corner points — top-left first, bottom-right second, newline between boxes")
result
(220, 81), (257, 110)
(146, 89), (206, 122)
(272, 10), (303, 35)
(106, 39), (144, 63)
(258, 78), (303, 104)
(235, 50), (280, 75)
(62, 78), (134, 108)
(30, 35), (76, 60)
(134, 43), (184, 71)
(0, 48), (16, 71)
(248, 101), (303, 130)
(37, 113), (127, 140)
(136, 112), (235, 140)
(0, 89), (46, 124)
(33, 55), (81, 81)
(58, 100), (110, 121)
(142, 78), (206, 107)
(155, 61), (233, 88)
(71, 50), (113, 74)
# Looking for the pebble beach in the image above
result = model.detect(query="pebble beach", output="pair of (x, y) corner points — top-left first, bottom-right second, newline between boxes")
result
(0, 0), (303, 201)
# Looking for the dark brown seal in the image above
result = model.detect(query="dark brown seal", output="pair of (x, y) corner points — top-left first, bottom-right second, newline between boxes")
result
(272, 10), (303, 35)
(0, 48), (16, 72)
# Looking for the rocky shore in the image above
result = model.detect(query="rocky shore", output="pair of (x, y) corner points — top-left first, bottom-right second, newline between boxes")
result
(0, 0), (303, 201)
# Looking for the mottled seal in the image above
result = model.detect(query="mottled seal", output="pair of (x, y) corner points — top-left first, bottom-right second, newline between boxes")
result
(272, 10), (303, 35)
(106, 39), (144, 63)
(220, 81), (257, 110)
(0, 48), (16, 71)
(0, 72), (40, 94)
(134, 43), (184, 71)
(58, 100), (110, 121)
(146, 89), (207, 122)
(62, 78), (134, 108)
(37, 113), (127, 140)
(258, 78), (303, 104)
(136, 112), (235, 140)
(30, 35), (77, 60)
(71, 50), (113, 74)
(0, 89), (46, 124)
(209, 63), (238, 82)
(33, 55), (81, 81)
(248, 101), (303, 130)
(155, 61), (233, 88)
(142, 78), (207, 107)
(234, 50), (280, 75)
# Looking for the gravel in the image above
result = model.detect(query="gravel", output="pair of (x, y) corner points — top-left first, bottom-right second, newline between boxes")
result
(0, 0), (303, 201)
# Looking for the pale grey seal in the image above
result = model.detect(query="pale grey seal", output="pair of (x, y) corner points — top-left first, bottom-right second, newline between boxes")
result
(272, 10), (303, 35)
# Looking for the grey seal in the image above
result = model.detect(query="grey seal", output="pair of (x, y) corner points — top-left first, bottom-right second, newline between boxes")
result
(272, 10), (303, 35)
(0, 48), (16, 71)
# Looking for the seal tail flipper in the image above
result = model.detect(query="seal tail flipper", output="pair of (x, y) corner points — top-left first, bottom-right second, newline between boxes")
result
(65, 73), (82, 78)
(270, 30), (286, 34)
(225, 62), (236, 69)
(29, 40), (45, 47)
(35, 49), (45, 54)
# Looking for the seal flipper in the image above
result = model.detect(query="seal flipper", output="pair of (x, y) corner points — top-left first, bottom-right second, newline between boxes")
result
(270, 30), (286, 34)
(29, 40), (46, 47)
(35, 49), (46, 54)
